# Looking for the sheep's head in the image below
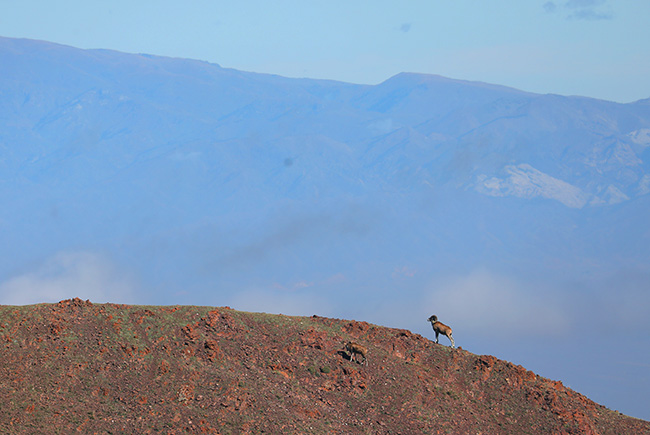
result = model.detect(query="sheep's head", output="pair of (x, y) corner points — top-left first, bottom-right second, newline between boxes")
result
(428, 315), (438, 323)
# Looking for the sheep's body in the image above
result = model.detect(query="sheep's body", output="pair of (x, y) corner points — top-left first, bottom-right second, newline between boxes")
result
(428, 315), (455, 348)
(345, 341), (368, 365)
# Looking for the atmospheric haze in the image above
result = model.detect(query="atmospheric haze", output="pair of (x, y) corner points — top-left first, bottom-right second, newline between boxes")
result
(1, 37), (649, 420)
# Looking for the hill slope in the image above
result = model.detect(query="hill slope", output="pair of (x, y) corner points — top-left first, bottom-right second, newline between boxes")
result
(1, 299), (647, 434)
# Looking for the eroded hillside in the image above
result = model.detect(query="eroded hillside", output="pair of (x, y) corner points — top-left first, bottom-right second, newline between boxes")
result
(1, 298), (648, 434)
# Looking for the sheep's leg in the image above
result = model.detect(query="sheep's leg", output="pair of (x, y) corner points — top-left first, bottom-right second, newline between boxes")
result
(448, 334), (455, 348)
(435, 331), (439, 344)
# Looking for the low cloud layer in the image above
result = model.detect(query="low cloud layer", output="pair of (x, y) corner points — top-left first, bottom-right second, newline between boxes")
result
(424, 268), (570, 338)
(0, 251), (137, 305)
(227, 286), (332, 318)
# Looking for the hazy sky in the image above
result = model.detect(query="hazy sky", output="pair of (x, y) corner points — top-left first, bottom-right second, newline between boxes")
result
(1, 0), (649, 103)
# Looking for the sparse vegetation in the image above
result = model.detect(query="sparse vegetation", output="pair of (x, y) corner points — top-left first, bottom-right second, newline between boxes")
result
(0, 298), (647, 434)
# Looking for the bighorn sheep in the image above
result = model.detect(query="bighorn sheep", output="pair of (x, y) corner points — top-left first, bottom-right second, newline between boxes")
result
(427, 315), (455, 348)
(344, 341), (368, 365)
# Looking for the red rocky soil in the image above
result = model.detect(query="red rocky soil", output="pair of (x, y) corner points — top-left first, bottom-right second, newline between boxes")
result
(1, 298), (648, 434)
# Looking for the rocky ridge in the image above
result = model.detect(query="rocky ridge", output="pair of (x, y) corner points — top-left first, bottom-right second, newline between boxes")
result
(1, 298), (648, 434)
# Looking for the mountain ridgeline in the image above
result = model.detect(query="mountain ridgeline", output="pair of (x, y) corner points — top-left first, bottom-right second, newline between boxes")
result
(3, 37), (650, 207)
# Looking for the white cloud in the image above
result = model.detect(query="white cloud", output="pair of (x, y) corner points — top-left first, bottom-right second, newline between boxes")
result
(424, 269), (569, 338)
(0, 251), (137, 305)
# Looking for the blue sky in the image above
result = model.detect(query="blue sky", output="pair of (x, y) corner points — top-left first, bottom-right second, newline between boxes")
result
(1, 0), (650, 103)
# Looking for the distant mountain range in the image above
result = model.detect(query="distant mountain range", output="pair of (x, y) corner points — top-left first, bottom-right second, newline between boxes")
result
(2, 34), (650, 305)
(3, 37), (649, 209)
(2, 35), (649, 276)
(1, 36), (650, 420)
